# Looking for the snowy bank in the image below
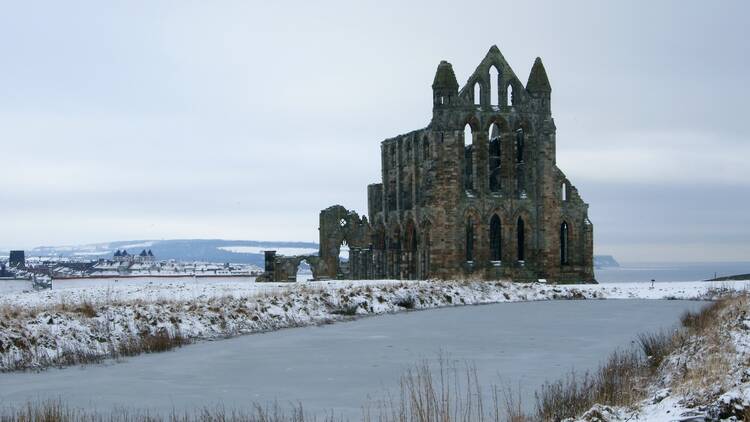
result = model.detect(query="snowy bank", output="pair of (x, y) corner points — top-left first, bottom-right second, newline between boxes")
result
(0, 277), (748, 372)
(569, 292), (750, 421)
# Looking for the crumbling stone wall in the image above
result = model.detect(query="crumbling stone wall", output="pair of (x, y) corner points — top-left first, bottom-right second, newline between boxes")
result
(257, 252), (324, 282)
(317, 205), (371, 280)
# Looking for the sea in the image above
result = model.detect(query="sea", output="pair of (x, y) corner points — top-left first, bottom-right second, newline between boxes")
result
(595, 261), (750, 283)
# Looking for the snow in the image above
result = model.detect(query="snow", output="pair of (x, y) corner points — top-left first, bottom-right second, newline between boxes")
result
(72, 251), (111, 256)
(118, 242), (155, 249)
(574, 280), (750, 300)
(218, 246), (318, 255)
(3, 278), (745, 311)
(0, 280), (32, 296)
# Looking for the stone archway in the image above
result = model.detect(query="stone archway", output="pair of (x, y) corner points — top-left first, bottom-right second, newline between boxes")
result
(318, 205), (371, 280)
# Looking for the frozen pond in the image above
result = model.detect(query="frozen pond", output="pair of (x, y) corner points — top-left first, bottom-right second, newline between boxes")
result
(0, 300), (706, 418)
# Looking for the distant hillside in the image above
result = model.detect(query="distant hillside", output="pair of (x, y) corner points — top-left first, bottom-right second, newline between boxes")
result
(594, 255), (620, 268)
(708, 273), (750, 281)
(8, 241), (620, 270)
(11, 239), (319, 267)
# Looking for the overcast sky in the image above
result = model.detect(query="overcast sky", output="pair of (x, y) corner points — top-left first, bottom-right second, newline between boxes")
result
(1, 0), (748, 262)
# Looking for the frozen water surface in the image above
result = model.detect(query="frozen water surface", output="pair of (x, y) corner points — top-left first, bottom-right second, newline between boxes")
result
(0, 300), (707, 418)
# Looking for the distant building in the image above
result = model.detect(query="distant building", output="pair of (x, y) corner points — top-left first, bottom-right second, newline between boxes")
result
(113, 249), (155, 263)
(9, 250), (25, 268)
(138, 249), (155, 262)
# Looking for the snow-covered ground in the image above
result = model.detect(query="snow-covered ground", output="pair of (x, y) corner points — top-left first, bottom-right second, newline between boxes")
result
(1, 277), (748, 373)
(217, 245), (318, 255)
(2, 277), (748, 309)
(572, 293), (750, 421)
(1, 277), (747, 316)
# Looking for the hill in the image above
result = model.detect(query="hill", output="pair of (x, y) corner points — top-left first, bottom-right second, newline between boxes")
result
(5, 239), (319, 267)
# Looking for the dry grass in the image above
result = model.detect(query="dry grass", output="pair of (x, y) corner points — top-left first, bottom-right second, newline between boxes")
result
(0, 399), (340, 422)
(669, 293), (746, 403)
(675, 349), (733, 399)
(0, 328), (187, 373)
(533, 348), (647, 421)
(393, 296), (416, 309)
(533, 294), (748, 420)
(117, 329), (187, 356)
(329, 303), (360, 316)
(74, 301), (97, 318)
(362, 359), (518, 422)
(637, 330), (678, 371)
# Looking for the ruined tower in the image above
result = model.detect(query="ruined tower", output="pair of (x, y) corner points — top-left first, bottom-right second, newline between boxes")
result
(265, 46), (595, 283)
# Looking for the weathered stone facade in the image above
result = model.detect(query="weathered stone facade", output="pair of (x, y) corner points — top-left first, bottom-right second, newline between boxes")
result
(263, 46), (595, 283)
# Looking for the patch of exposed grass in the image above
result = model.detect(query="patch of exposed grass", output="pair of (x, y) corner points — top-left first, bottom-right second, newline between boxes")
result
(534, 348), (646, 421)
(330, 303), (359, 316)
(534, 295), (746, 420)
(394, 295), (416, 309)
(130, 329), (188, 361)
(0, 399), (337, 422)
(74, 301), (97, 318)
(637, 330), (677, 371)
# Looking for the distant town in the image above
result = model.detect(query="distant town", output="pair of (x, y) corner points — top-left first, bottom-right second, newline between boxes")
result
(0, 248), (261, 284)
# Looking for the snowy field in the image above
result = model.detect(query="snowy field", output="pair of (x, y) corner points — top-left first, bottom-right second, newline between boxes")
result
(1, 276), (748, 310)
(0, 276), (408, 308)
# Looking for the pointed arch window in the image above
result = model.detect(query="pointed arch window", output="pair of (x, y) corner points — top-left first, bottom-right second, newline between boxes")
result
(490, 66), (499, 106)
(516, 217), (525, 262)
(506, 84), (514, 106)
(490, 215), (502, 261)
(488, 123), (502, 192)
(463, 124), (474, 191)
(466, 219), (475, 262)
(560, 221), (569, 265)
(562, 182), (568, 201)
(474, 82), (481, 106)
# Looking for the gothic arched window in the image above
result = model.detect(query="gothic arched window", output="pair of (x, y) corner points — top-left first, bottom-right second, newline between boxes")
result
(490, 215), (502, 261)
(464, 124), (474, 191)
(490, 66), (499, 106)
(516, 217), (525, 262)
(560, 221), (569, 265)
(488, 123), (501, 192)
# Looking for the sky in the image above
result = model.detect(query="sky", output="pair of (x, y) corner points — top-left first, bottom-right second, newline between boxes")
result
(1, 0), (748, 262)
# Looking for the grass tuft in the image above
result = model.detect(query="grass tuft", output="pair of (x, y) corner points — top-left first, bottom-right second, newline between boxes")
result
(74, 301), (97, 318)
(330, 303), (359, 316)
(394, 296), (416, 309)
(637, 330), (675, 370)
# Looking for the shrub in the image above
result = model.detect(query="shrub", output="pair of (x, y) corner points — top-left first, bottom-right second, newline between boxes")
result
(117, 329), (186, 357)
(394, 296), (416, 309)
(637, 330), (674, 370)
(330, 303), (359, 316)
(535, 348), (646, 421)
(74, 301), (97, 318)
(680, 300), (725, 334)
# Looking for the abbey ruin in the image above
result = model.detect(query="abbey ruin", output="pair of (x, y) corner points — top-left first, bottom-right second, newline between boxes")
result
(262, 46), (595, 283)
